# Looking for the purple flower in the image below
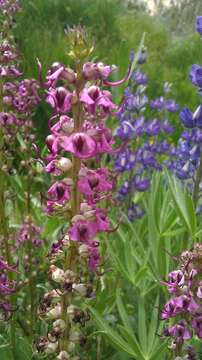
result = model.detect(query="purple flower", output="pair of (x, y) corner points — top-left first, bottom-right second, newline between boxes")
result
(164, 100), (179, 113)
(78, 167), (112, 199)
(46, 87), (72, 114)
(80, 86), (117, 117)
(165, 270), (185, 293)
(0, 65), (22, 77)
(0, 112), (18, 125)
(94, 208), (110, 232)
(162, 120), (174, 133)
(83, 62), (115, 80)
(69, 220), (97, 243)
(47, 181), (70, 203)
(46, 181), (70, 213)
(127, 203), (144, 221)
(126, 94), (147, 111)
(0, 301), (13, 320)
(193, 105), (202, 128)
(0, 258), (17, 272)
(180, 108), (194, 128)
(17, 221), (42, 247)
(132, 69), (148, 85)
(192, 316), (202, 338)
(146, 119), (161, 135)
(60, 133), (96, 159)
(195, 16), (202, 35)
(0, 275), (16, 296)
(46, 63), (76, 86)
(115, 121), (134, 140)
(150, 97), (164, 110)
(165, 321), (192, 343)
(133, 177), (150, 191)
(189, 64), (202, 88)
(50, 115), (74, 135)
(196, 283), (202, 299)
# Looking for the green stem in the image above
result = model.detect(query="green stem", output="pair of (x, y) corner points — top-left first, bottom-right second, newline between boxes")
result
(26, 176), (35, 338)
(0, 75), (16, 357)
(60, 63), (83, 352)
(0, 154), (16, 360)
(193, 153), (202, 207)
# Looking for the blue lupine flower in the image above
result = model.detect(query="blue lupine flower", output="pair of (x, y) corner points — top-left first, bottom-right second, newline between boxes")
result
(128, 203), (145, 221)
(193, 105), (202, 128)
(165, 100), (179, 113)
(162, 120), (174, 133)
(132, 69), (148, 85)
(180, 108), (194, 128)
(196, 16), (202, 35)
(150, 96), (164, 110)
(133, 177), (150, 191)
(189, 64), (202, 88)
(116, 121), (135, 140)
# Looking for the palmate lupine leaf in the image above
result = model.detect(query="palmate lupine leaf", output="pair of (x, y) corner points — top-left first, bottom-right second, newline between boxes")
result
(147, 295), (160, 354)
(116, 288), (134, 335)
(166, 170), (197, 237)
(89, 306), (145, 359)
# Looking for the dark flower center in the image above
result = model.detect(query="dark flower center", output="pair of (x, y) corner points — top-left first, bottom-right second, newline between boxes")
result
(88, 175), (99, 189)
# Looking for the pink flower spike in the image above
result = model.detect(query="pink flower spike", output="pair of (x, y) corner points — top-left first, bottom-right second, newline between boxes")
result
(95, 208), (110, 232)
(44, 159), (61, 176)
(90, 127), (114, 154)
(47, 181), (70, 204)
(46, 87), (72, 113)
(69, 220), (97, 243)
(197, 284), (202, 299)
(46, 134), (60, 156)
(80, 88), (95, 105)
(60, 133), (96, 159)
(50, 115), (74, 135)
(78, 167), (112, 197)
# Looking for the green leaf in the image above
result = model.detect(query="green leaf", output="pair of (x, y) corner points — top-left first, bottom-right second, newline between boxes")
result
(117, 325), (145, 360)
(147, 296), (159, 353)
(150, 339), (168, 360)
(127, 32), (146, 83)
(166, 170), (196, 236)
(138, 297), (147, 353)
(107, 240), (131, 283)
(116, 289), (134, 335)
(133, 267), (148, 286)
(89, 306), (143, 358)
(15, 337), (33, 360)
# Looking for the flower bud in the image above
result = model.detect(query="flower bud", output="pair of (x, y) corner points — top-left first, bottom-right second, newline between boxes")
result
(67, 305), (76, 319)
(47, 305), (62, 319)
(60, 115), (74, 134)
(53, 319), (66, 331)
(45, 341), (58, 354)
(64, 269), (76, 281)
(69, 331), (81, 342)
(50, 265), (64, 283)
(78, 244), (89, 257)
(80, 202), (92, 213)
(71, 214), (86, 223)
(83, 210), (95, 219)
(72, 283), (87, 297)
(67, 342), (76, 352)
(62, 67), (76, 83)
(57, 351), (71, 360)
(57, 157), (72, 172)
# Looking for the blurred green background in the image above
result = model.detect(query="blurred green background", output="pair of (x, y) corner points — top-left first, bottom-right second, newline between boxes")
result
(13, 0), (202, 138)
